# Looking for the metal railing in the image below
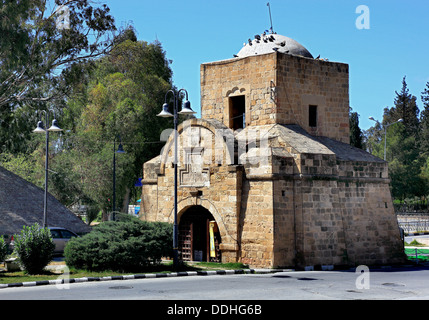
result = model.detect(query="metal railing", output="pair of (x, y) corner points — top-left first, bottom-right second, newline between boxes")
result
(405, 248), (429, 263)
(397, 214), (429, 234)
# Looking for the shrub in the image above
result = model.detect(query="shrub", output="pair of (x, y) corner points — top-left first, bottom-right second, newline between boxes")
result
(64, 214), (173, 272)
(409, 239), (423, 246)
(13, 224), (55, 274)
(0, 236), (7, 262)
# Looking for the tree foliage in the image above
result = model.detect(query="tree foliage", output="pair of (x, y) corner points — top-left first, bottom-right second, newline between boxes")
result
(420, 82), (429, 154)
(0, 0), (116, 109)
(47, 30), (176, 219)
(0, 237), (7, 263)
(0, 0), (116, 160)
(365, 77), (429, 202)
(349, 107), (364, 149)
(0, 12), (183, 222)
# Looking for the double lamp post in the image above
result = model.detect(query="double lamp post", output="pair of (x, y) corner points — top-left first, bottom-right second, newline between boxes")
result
(33, 89), (195, 269)
(33, 110), (63, 228)
(157, 89), (196, 268)
(33, 111), (126, 227)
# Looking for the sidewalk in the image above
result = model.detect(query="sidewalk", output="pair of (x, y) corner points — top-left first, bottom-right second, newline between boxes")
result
(0, 267), (294, 289)
(3, 255), (428, 290)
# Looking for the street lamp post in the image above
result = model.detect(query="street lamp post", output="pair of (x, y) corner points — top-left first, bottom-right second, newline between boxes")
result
(33, 110), (63, 228)
(112, 136), (126, 221)
(369, 116), (403, 161)
(157, 89), (196, 269)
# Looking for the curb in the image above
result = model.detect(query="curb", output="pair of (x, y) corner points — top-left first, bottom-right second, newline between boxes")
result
(406, 232), (429, 236)
(0, 268), (293, 289)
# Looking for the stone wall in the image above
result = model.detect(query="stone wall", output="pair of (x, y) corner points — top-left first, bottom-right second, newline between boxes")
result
(141, 119), (405, 268)
(200, 54), (276, 128)
(276, 53), (350, 143)
(239, 179), (275, 267)
(270, 160), (404, 269)
(339, 180), (404, 265)
(141, 119), (243, 263)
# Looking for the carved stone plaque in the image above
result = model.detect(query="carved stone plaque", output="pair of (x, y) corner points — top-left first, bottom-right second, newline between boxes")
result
(179, 147), (210, 187)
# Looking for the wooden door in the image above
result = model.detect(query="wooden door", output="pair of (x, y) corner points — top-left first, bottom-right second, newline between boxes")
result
(179, 221), (193, 261)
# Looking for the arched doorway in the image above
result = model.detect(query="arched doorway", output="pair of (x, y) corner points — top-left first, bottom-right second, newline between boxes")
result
(179, 206), (221, 262)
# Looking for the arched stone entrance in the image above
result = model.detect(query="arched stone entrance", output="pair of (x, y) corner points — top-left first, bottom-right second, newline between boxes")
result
(178, 205), (221, 262)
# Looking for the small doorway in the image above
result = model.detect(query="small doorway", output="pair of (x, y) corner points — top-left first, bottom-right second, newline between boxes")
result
(179, 206), (221, 262)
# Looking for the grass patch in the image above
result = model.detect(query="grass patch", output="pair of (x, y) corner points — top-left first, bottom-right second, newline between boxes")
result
(407, 255), (429, 262)
(191, 262), (249, 270)
(405, 248), (429, 255)
(0, 268), (135, 285)
(0, 261), (249, 285)
(405, 239), (427, 247)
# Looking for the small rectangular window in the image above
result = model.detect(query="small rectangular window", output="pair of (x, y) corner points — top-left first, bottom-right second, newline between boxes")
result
(229, 95), (245, 130)
(309, 105), (317, 127)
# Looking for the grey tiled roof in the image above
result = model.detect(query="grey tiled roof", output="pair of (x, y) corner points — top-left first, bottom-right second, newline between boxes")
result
(0, 166), (91, 236)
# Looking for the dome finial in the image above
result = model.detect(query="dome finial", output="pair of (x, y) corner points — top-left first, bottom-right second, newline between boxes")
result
(267, 2), (274, 34)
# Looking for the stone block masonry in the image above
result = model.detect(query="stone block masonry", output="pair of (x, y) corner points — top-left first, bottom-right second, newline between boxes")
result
(201, 52), (350, 144)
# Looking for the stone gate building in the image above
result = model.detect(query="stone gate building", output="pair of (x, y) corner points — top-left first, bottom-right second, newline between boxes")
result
(140, 32), (405, 268)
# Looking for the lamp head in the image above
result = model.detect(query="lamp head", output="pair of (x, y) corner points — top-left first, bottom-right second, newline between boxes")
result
(157, 103), (174, 118)
(116, 143), (126, 154)
(33, 121), (46, 133)
(178, 100), (196, 115)
(48, 119), (63, 132)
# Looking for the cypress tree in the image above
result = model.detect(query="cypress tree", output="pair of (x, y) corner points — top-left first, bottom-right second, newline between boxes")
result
(420, 82), (429, 154)
(349, 108), (364, 149)
(392, 76), (419, 138)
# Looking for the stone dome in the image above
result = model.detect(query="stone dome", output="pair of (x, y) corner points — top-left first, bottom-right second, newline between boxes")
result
(236, 33), (313, 59)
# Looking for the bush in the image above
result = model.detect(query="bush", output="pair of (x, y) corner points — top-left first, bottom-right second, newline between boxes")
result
(0, 237), (7, 262)
(64, 214), (173, 272)
(13, 224), (55, 274)
(409, 239), (423, 246)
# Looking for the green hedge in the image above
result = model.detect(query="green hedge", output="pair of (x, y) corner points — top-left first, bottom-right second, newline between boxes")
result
(13, 224), (55, 274)
(64, 214), (173, 272)
(0, 237), (7, 263)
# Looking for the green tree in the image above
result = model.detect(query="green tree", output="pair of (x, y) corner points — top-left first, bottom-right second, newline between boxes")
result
(0, 151), (41, 187)
(49, 33), (176, 218)
(349, 107), (364, 149)
(384, 76), (420, 138)
(418, 82), (429, 201)
(363, 120), (383, 156)
(0, 0), (116, 110)
(366, 77), (425, 201)
(0, 237), (7, 262)
(420, 82), (429, 154)
(0, 0), (116, 160)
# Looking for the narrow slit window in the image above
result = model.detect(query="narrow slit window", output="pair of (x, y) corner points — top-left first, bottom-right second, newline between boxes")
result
(309, 105), (318, 127)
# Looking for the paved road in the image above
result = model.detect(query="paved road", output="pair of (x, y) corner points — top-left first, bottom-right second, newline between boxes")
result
(406, 234), (429, 244)
(1, 266), (429, 301)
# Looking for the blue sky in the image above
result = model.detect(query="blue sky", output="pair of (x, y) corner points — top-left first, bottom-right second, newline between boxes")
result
(106, 0), (429, 130)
